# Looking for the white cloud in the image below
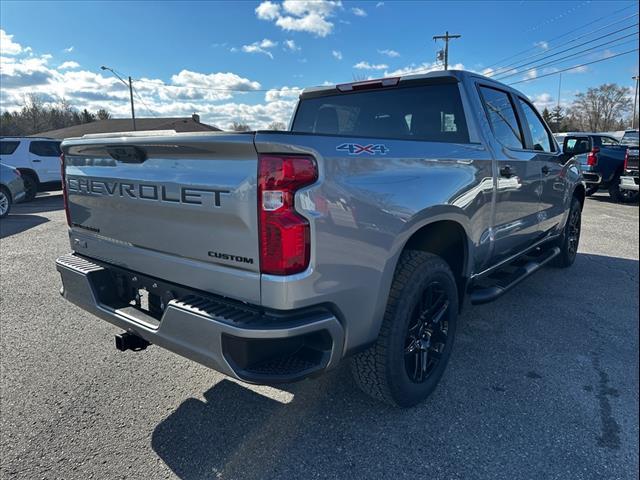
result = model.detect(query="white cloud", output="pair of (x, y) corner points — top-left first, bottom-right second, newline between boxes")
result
(534, 41), (549, 50)
(378, 49), (399, 57)
(531, 92), (555, 111)
(525, 68), (538, 80)
(58, 61), (80, 70)
(351, 7), (367, 16)
(255, 0), (281, 20)
(354, 61), (388, 70)
(0, 29), (23, 55)
(64, 46), (74, 53)
(255, 0), (342, 37)
(481, 67), (494, 76)
(332, 50), (343, 60)
(241, 39), (278, 59)
(284, 39), (300, 51)
(384, 61), (464, 77)
(568, 65), (589, 74)
(375, 1), (384, 6)
(0, 30), (302, 130)
(265, 86), (302, 102)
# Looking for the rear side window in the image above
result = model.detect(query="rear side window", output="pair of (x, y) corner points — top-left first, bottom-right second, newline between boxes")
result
(599, 136), (619, 146)
(29, 141), (61, 157)
(479, 86), (524, 149)
(517, 98), (555, 152)
(0, 141), (20, 155)
(292, 83), (470, 143)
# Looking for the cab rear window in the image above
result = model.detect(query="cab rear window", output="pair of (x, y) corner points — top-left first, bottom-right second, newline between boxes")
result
(292, 83), (470, 143)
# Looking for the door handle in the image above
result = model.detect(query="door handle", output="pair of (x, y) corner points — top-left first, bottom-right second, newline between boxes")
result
(32, 159), (41, 162)
(500, 165), (514, 178)
(541, 165), (550, 175)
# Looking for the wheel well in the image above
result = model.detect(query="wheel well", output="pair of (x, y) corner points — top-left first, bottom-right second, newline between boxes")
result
(573, 183), (586, 209)
(0, 184), (11, 201)
(16, 168), (39, 183)
(403, 220), (468, 309)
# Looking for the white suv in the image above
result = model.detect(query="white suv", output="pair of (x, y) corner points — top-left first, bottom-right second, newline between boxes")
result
(0, 137), (62, 201)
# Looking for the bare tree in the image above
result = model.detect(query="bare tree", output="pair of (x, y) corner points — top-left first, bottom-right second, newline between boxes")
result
(267, 121), (287, 131)
(567, 84), (632, 132)
(229, 121), (252, 132)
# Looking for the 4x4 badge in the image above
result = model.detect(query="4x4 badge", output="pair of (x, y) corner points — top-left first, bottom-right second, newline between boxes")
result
(336, 143), (389, 155)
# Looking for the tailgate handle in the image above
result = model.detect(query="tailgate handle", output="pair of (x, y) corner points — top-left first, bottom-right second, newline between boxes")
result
(106, 146), (147, 163)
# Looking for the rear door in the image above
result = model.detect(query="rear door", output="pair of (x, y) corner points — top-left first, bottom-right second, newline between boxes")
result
(29, 140), (62, 182)
(477, 85), (543, 261)
(515, 96), (567, 236)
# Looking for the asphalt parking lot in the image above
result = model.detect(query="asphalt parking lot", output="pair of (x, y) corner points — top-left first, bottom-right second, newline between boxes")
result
(1, 191), (638, 480)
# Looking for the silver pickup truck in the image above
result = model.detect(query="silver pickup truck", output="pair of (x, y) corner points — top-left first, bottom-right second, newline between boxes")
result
(56, 70), (585, 407)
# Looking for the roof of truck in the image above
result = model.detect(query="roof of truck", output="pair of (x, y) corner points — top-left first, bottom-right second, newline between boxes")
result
(301, 69), (502, 99)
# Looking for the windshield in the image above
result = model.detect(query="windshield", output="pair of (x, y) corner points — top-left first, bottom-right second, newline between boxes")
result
(621, 131), (639, 146)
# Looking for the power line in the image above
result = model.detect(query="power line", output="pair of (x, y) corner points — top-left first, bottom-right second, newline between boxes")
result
(494, 33), (639, 81)
(484, 3), (637, 69)
(508, 48), (639, 85)
(490, 22), (639, 78)
(131, 85), (159, 118)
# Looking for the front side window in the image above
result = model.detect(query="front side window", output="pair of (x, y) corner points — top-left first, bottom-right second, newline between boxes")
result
(0, 141), (20, 155)
(479, 86), (523, 149)
(29, 141), (62, 157)
(518, 99), (555, 152)
(292, 82), (470, 143)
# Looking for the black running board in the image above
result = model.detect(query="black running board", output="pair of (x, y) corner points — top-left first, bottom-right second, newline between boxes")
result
(469, 247), (560, 305)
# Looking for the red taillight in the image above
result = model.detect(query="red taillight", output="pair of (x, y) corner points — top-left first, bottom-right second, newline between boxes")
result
(60, 153), (71, 226)
(586, 147), (599, 166)
(258, 154), (317, 275)
(624, 149), (629, 170)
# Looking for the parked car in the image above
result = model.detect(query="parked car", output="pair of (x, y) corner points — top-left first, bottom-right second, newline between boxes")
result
(0, 163), (26, 218)
(619, 146), (639, 201)
(558, 132), (632, 202)
(0, 137), (62, 201)
(56, 70), (585, 407)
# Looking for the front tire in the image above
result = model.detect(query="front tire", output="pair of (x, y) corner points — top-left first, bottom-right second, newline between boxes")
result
(551, 196), (582, 268)
(0, 187), (12, 218)
(351, 251), (458, 407)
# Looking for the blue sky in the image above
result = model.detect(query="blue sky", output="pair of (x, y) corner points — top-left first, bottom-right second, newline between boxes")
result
(1, 0), (638, 129)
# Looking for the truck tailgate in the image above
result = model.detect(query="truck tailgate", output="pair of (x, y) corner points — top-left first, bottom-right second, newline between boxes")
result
(62, 132), (261, 303)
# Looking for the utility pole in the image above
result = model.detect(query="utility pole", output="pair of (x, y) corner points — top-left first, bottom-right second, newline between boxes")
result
(632, 75), (639, 130)
(555, 73), (562, 133)
(128, 76), (136, 131)
(433, 31), (461, 70)
(101, 65), (137, 131)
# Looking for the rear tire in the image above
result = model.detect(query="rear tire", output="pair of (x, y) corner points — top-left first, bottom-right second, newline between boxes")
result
(0, 187), (12, 218)
(608, 176), (639, 203)
(550, 197), (582, 268)
(585, 185), (598, 196)
(21, 173), (38, 202)
(351, 251), (458, 407)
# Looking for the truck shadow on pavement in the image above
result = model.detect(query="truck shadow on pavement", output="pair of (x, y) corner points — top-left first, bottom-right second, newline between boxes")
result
(151, 252), (638, 480)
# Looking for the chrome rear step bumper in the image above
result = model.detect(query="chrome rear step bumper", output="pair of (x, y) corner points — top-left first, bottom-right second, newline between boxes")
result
(56, 253), (344, 383)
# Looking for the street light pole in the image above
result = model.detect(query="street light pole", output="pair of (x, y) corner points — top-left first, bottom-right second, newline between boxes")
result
(632, 75), (639, 130)
(101, 66), (137, 131)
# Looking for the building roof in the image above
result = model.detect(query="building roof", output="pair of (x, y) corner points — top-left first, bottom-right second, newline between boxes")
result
(32, 115), (220, 140)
